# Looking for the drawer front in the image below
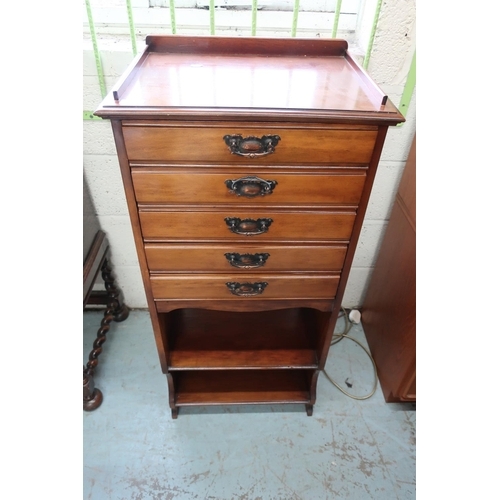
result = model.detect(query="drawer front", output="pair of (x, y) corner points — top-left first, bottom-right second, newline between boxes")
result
(132, 169), (366, 205)
(123, 125), (377, 164)
(145, 243), (348, 272)
(139, 210), (356, 241)
(150, 274), (340, 300)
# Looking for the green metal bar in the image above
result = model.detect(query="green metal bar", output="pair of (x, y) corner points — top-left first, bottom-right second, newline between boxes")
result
(331, 0), (343, 38)
(291, 0), (300, 37)
(398, 50), (416, 121)
(83, 110), (102, 121)
(84, 0), (107, 98)
(210, 0), (215, 35)
(169, 0), (177, 34)
(363, 0), (383, 69)
(251, 0), (258, 36)
(126, 0), (138, 55)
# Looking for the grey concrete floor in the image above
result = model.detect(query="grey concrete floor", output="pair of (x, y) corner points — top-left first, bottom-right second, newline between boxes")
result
(83, 309), (415, 500)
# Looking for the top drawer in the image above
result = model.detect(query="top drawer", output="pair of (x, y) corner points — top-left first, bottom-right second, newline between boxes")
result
(121, 122), (378, 165)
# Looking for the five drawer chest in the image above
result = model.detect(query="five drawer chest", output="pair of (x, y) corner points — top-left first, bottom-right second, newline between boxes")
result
(95, 35), (405, 418)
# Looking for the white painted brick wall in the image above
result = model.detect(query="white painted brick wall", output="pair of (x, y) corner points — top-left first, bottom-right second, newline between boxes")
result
(83, 0), (415, 308)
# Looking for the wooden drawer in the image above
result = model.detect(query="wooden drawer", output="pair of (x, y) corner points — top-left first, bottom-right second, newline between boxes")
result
(132, 168), (366, 205)
(139, 209), (356, 241)
(145, 243), (348, 272)
(150, 274), (340, 300)
(122, 124), (377, 164)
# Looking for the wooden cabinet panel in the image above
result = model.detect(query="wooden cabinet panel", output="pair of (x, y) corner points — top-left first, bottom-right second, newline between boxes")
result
(167, 308), (319, 370)
(139, 210), (357, 241)
(362, 136), (416, 403)
(150, 273), (340, 300)
(132, 168), (366, 205)
(123, 125), (378, 164)
(94, 35), (404, 417)
(144, 243), (348, 272)
(172, 370), (312, 406)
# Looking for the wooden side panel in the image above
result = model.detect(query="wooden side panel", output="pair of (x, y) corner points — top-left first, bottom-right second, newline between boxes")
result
(109, 120), (170, 373)
(316, 126), (389, 368)
(362, 201), (416, 401)
(362, 135), (416, 402)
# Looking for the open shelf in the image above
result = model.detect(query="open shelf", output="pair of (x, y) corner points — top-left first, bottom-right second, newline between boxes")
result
(166, 308), (322, 370)
(173, 369), (312, 406)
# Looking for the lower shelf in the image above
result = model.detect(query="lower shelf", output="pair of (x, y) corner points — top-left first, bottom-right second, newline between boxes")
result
(166, 308), (327, 370)
(161, 307), (328, 417)
(171, 369), (313, 407)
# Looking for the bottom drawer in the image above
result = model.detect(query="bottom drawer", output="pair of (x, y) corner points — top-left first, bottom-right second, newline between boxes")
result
(150, 274), (339, 300)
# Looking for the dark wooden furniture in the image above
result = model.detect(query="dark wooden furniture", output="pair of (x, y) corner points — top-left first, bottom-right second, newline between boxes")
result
(95, 35), (404, 418)
(362, 135), (416, 402)
(83, 230), (129, 411)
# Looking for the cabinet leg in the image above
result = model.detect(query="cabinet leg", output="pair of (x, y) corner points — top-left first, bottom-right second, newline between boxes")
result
(84, 303), (115, 406)
(83, 369), (103, 411)
(171, 407), (179, 419)
(83, 306), (113, 412)
(306, 404), (313, 416)
(101, 258), (130, 322)
(83, 256), (129, 412)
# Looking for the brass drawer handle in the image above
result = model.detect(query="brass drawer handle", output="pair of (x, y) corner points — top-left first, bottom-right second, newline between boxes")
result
(223, 134), (281, 158)
(226, 281), (268, 297)
(224, 252), (270, 269)
(225, 176), (277, 197)
(224, 217), (273, 236)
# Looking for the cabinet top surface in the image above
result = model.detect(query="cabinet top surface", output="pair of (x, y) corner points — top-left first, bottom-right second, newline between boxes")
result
(95, 35), (404, 123)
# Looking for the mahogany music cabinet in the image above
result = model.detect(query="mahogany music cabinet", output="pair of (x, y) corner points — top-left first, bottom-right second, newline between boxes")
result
(95, 35), (404, 418)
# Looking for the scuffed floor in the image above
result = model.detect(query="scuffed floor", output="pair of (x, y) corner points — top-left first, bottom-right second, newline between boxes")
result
(83, 310), (415, 499)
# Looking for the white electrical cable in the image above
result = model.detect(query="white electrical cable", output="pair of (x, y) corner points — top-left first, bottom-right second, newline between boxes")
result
(322, 307), (379, 400)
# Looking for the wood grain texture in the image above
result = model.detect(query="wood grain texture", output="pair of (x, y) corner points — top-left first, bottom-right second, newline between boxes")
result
(145, 35), (348, 56)
(150, 273), (339, 300)
(95, 36), (405, 416)
(123, 125), (377, 164)
(83, 230), (109, 305)
(144, 243), (348, 272)
(155, 298), (334, 314)
(139, 209), (356, 241)
(110, 120), (171, 372)
(362, 136), (416, 402)
(167, 308), (320, 369)
(95, 36), (404, 122)
(132, 167), (366, 205)
(316, 125), (389, 369)
(173, 370), (312, 405)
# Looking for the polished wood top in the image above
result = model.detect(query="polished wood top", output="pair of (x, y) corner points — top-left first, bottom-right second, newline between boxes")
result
(95, 35), (404, 124)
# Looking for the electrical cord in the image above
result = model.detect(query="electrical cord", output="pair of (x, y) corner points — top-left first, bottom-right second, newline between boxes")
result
(322, 307), (379, 400)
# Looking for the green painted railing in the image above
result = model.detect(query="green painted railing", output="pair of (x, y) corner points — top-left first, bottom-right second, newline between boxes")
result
(252, 0), (258, 36)
(399, 50), (416, 119)
(83, 0), (414, 121)
(209, 0), (215, 35)
(169, 0), (177, 34)
(363, 0), (383, 69)
(331, 0), (343, 38)
(126, 0), (138, 55)
(291, 0), (300, 37)
(84, 0), (106, 99)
